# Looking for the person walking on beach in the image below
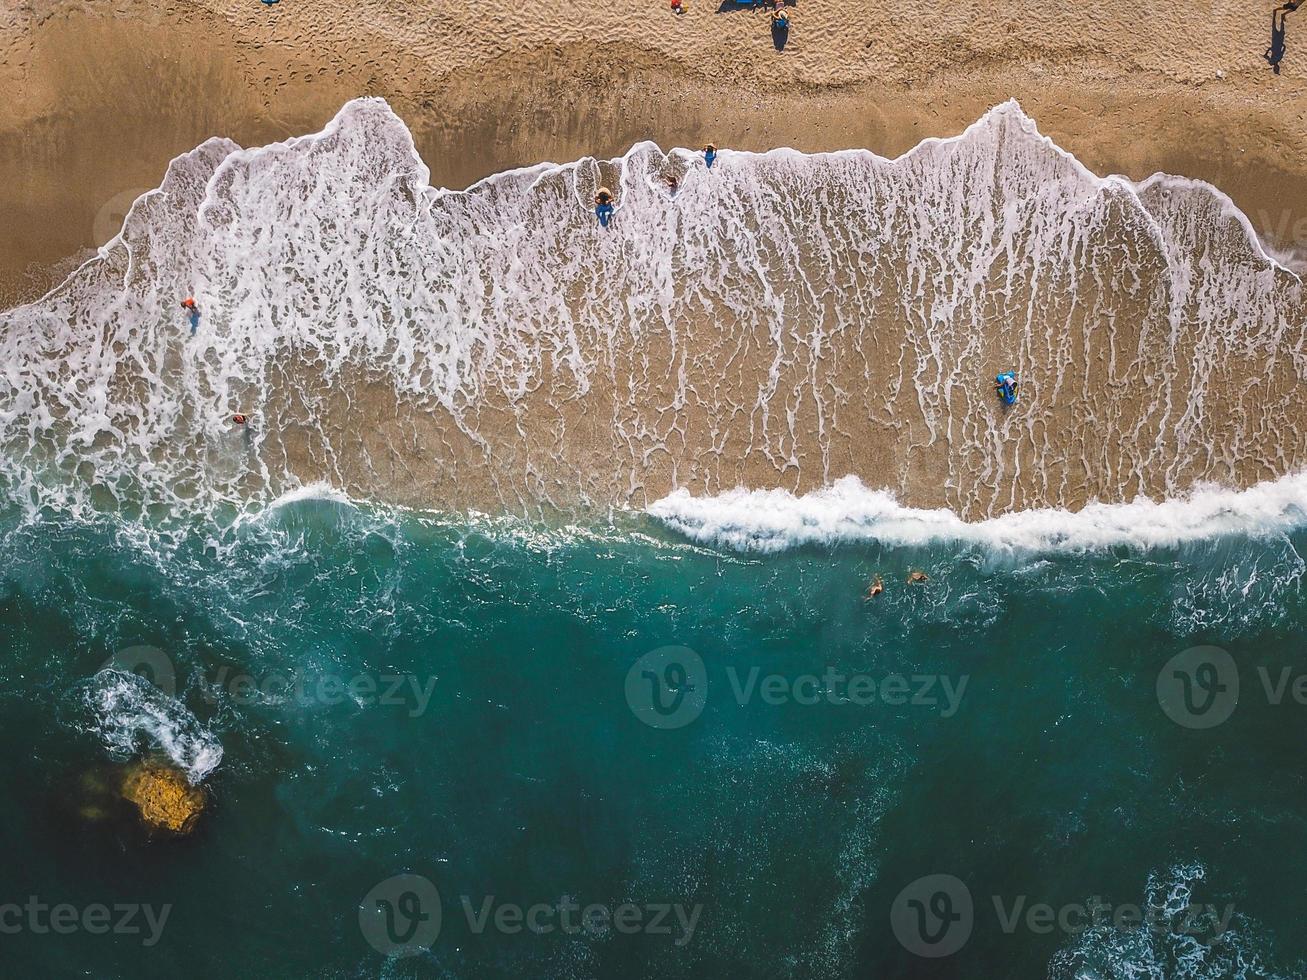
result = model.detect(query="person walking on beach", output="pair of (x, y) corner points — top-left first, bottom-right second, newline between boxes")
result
(594, 188), (614, 227)
(180, 297), (200, 336)
(704, 143), (717, 169)
(1267, 2), (1300, 74)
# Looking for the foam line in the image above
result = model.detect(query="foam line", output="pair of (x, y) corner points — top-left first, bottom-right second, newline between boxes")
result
(647, 473), (1307, 552)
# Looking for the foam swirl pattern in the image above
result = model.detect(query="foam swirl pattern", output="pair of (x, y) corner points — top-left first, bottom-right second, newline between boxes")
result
(2, 97), (1304, 523)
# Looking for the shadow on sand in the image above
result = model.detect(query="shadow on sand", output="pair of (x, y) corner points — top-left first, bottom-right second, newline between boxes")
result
(1266, 2), (1300, 74)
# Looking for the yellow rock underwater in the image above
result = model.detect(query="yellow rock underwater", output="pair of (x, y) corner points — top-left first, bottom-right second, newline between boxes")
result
(119, 760), (207, 836)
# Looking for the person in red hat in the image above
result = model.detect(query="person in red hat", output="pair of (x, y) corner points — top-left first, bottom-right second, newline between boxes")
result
(180, 297), (200, 336)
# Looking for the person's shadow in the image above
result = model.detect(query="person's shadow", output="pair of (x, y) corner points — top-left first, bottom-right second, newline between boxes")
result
(1266, 1), (1300, 74)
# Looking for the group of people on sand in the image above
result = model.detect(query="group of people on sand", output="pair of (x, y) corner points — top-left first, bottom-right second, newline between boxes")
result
(670, 0), (791, 33)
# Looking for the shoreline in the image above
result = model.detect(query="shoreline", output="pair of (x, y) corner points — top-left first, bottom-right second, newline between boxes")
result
(1, 96), (1303, 521)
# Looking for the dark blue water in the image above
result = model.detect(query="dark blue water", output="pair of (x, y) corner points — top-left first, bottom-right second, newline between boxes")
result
(1, 499), (1305, 978)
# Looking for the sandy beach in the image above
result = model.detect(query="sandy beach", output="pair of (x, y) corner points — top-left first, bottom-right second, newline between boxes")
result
(3, 0), (1307, 310)
(1, 0), (1306, 520)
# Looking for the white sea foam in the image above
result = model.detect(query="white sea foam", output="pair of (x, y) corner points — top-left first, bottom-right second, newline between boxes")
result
(82, 670), (224, 783)
(1, 97), (1303, 522)
(647, 472), (1307, 552)
(1047, 861), (1302, 980)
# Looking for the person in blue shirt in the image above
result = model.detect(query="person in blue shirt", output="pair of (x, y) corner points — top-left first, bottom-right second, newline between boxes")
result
(594, 188), (614, 227)
(180, 297), (200, 336)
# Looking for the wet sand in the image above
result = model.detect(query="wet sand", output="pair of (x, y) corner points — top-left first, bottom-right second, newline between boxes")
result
(3, 0), (1307, 309)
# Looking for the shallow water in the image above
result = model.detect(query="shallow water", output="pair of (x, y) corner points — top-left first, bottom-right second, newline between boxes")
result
(1, 499), (1306, 977)
(1, 99), (1304, 521)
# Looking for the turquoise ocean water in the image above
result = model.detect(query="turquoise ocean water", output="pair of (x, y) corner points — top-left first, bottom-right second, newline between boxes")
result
(2, 498), (1306, 978)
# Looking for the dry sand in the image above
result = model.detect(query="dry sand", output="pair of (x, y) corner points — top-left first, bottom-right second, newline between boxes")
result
(3, 0), (1307, 310)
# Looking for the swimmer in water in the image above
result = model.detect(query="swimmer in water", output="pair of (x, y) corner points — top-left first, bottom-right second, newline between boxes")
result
(865, 575), (884, 599)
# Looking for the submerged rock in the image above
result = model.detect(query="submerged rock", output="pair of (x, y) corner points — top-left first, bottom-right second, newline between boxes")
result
(119, 760), (207, 835)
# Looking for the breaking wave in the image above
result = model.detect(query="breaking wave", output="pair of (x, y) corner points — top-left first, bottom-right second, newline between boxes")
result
(646, 472), (1307, 553)
(80, 669), (223, 783)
